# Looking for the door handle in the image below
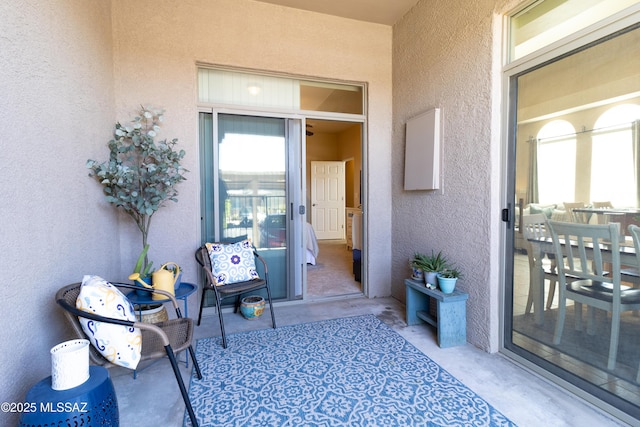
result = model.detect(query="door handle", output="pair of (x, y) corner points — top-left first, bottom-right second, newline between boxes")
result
(502, 203), (512, 228)
(501, 208), (510, 222)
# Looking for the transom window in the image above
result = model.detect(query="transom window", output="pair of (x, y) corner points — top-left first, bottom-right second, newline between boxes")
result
(508, 0), (638, 61)
(198, 67), (364, 115)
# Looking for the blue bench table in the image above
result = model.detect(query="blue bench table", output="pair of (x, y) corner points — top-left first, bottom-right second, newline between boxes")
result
(405, 278), (468, 348)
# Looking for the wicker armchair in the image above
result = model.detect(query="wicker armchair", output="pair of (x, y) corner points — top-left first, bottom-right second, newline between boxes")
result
(195, 244), (276, 348)
(55, 282), (202, 427)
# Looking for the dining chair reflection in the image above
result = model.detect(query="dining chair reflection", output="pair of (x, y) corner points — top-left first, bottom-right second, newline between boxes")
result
(592, 201), (613, 225)
(627, 224), (640, 381)
(548, 221), (640, 371)
(522, 214), (558, 314)
(563, 201), (588, 223)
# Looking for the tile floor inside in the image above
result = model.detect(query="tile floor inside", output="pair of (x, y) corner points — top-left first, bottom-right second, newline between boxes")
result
(110, 295), (630, 426)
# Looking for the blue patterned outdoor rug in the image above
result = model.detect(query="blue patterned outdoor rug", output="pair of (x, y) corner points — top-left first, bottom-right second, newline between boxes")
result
(185, 315), (516, 426)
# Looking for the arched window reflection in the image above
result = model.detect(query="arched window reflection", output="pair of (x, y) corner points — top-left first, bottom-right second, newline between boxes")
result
(537, 120), (576, 205)
(591, 104), (640, 207)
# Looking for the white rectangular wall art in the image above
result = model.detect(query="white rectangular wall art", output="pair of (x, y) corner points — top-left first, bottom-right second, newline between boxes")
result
(404, 108), (441, 191)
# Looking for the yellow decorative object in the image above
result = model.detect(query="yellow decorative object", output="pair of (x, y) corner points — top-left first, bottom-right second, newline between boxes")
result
(128, 272), (153, 288)
(151, 262), (180, 300)
(129, 263), (180, 301)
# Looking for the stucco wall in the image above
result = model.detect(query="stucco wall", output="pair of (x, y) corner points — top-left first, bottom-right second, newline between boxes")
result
(110, 0), (393, 298)
(0, 0), (115, 422)
(392, 0), (508, 351)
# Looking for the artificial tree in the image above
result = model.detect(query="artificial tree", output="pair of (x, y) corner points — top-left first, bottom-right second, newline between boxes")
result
(87, 106), (188, 275)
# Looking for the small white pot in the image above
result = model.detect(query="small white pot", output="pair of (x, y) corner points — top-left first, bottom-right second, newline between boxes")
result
(50, 339), (90, 390)
(411, 267), (424, 281)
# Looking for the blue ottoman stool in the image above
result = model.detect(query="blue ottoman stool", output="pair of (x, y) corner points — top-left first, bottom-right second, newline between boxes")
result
(19, 365), (118, 426)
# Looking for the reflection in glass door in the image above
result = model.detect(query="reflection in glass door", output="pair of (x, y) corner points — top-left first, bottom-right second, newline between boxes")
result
(200, 113), (302, 302)
(506, 25), (640, 420)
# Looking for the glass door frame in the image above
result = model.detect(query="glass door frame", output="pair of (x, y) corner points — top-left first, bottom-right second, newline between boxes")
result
(199, 107), (306, 303)
(500, 5), (640, 424)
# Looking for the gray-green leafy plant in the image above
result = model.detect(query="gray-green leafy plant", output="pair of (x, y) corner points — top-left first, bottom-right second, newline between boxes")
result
(87, 106), (188, 271)
(414, 250), (449, 273)
(409, 252), (426, 269)
(438, 266), (462, 279)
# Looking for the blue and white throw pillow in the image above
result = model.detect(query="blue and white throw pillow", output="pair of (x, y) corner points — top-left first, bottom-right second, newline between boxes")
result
(76, 275), (141, 369)
(206, 240), (259, 286)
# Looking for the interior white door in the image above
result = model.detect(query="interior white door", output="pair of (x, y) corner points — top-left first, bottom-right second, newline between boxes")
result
(311, 161), (345, 240)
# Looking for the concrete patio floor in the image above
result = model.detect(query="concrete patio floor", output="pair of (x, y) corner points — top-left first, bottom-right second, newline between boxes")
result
(110, 296), (629, 426)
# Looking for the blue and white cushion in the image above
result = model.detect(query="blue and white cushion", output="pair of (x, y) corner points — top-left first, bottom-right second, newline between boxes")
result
(205, 240), (259, 286)
(76, 275), (141, 369)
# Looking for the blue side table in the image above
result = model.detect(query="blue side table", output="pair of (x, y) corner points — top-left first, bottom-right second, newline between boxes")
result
(19, 366), (118, 426)
(126, 282), (197, 368)
(126, 282), (197, 320)
(405, 278), (469, 348)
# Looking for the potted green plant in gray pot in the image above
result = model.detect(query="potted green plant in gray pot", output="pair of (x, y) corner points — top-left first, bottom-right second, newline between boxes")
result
(87, 106), (188, 284)
(416, 251), (449, 289)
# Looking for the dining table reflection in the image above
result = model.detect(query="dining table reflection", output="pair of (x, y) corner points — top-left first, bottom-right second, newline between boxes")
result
(526, 226), (638, 325)
(572, 207), (640, 235)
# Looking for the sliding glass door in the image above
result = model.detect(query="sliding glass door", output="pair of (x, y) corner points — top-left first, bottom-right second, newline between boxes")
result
(505, 19), (640, 420)
(200, 112), (304, 302)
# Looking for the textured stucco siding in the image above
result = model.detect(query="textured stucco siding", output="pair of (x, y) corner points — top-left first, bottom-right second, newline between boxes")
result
(392, 0), (508, 351)
(0, 1), (115, 423)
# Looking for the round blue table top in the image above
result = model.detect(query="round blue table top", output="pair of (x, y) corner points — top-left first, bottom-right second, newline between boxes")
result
(126, 282), (197, 304)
